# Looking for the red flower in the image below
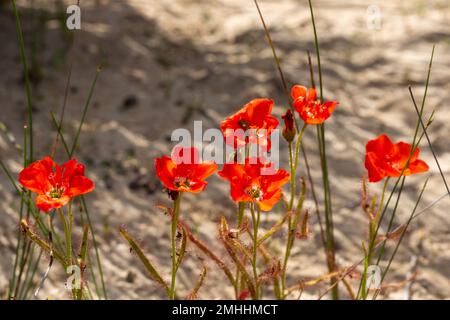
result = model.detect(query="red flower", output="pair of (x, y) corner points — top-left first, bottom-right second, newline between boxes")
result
(365, 134), (429, 183)
(19, 156), (95, 212)
(291, 85), (338, 125)
(237, 290), (251, 300)
(154, 147), (217, 193)
(220, 98), (279, 149)
(281, 109), (296, 142)
(218, 158), (289, 211)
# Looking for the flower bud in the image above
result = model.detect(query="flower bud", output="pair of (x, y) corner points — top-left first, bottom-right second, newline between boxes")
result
(168, 189), (180, 201)
(281, 109), (296, 142)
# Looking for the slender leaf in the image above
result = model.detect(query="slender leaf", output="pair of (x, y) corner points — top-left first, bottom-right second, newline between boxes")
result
(119, 227), (170, 296)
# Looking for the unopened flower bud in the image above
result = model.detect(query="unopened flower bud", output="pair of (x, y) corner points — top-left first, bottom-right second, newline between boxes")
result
(281, 109), (296, 142)
(168, 189), (180, 201)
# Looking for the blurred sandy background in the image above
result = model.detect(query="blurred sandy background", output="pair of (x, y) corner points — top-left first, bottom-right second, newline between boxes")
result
(0, 0), (449, 299)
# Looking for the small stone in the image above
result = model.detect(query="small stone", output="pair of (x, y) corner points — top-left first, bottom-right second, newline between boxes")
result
(120, 95), (139, 111)
(125, 271), (136, 283)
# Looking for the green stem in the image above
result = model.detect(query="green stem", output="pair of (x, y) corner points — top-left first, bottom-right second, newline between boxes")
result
(170, 193), (182, 300)
(372, 179), (428, 300)
(253, 0), (299, 131)
(58, 208), (72, 264)
(318, 124), (338, 299)
(278, 140), (294, 300)
(10, 127), (29, 298)
(281, 179), (306, 299)
(281, 124), (307, 299)
(17, 244), (36, 299)
(375, 178), (390, 223)
(70, 67), (101, 158)
(68, 203), (74, 299)
(237, 202), (245, 227)
(308, 0), (338, 299)
(21, 251), (42, 299)
(12, 0), (34, 162)
(411, 46), (434, 147)
(68, 202), (73, 241)
(250, 203), (261, 299)
(308, 0), (323, 100)
(288, 123), (307, 211)
(288, 142), (294, 211)
(293, 124), (308, 177)
(8, 192), (25, 299)
(234, 202), (246, 298)
(13, 239), (32, 299)
(359, 177), (392, 299)
(375, 177), (405, 265)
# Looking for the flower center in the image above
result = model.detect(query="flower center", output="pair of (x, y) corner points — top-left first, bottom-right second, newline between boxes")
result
(238, 119), (249, 130)
(306, 111), (315, 118)
(384, 155), (404, 171)
(246, 185), (263, 201)
(174, 177), (192, 189)
(48, 186), (65, 199)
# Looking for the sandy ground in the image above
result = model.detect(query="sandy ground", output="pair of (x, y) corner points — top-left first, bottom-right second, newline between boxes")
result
(0, 0), (449, 299)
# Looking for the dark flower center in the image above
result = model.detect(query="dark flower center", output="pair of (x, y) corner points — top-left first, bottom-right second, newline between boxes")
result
(48, 186), (64, 199)
(246, 185), (263, 201)
(174, 177), (192, 188)
(238, 119), (249, 130)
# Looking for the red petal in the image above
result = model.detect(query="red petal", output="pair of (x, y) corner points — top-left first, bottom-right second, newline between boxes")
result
(154, 156), (177, 190)
(323, 100), (338, 113)
(258, 189), (282, 211)
(307, 87), (317, 101)
(262, 169), (290, 193)
(218, 163), (246, 181)
(36, 194), (70, 212)
(366, 134), (394, 156)
(67, 175), (95, 197)
(61, 159), (78, 184)
(264, 114), (279, 133)
(192, 162), (218, 180)
(183, 180), (208, 193)
(291, 85), (307, 100)
(171, 146), (200, 165)
(365, 152), (386, 183)
(244, 98), (274, 127)
(409, 159), (429, 174)
(40, 156), (57, 171)
(237, 290), (250, 300)
(19, 158), (54, 194)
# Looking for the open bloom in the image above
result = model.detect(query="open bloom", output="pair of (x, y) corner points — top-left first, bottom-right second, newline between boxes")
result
(19, 156), (95, 212)
(291, 85), (338, 124)
(154, 147), (217, 193)
(218, 158), (289, 211)
(365, 134), (429, 183)
(220, 98), (279, 149)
